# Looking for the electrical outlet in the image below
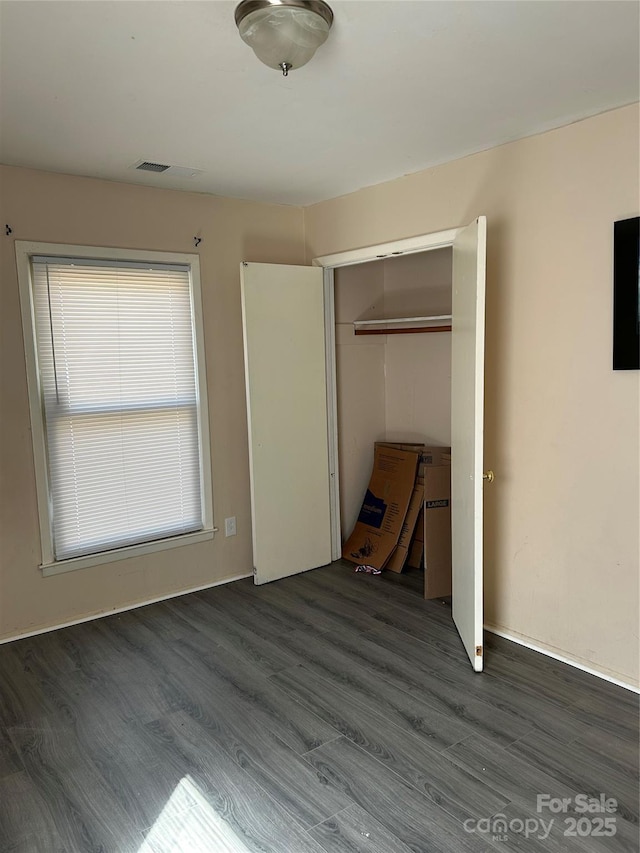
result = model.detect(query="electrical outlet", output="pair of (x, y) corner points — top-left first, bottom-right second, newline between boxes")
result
(224, 516), (237, 537)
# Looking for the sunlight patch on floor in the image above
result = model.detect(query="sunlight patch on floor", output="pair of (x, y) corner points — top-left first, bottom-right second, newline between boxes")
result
(138, 776), (253, 853)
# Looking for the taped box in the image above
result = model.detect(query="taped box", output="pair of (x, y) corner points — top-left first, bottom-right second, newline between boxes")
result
(342, 445), (418, 570)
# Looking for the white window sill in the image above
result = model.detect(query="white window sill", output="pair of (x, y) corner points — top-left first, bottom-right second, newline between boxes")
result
(41, 528), (217, 577)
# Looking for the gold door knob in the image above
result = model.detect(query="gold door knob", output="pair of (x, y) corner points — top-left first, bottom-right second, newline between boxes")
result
(483, 470), (495, 483)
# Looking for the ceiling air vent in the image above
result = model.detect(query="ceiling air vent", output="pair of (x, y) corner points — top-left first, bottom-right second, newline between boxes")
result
(136, 161), (170, 173)
(130, 160), (203, 179)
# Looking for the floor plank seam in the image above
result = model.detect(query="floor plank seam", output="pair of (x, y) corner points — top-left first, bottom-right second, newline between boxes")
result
(301, 735), (345, 756)
(300, 730), (503, 837)
(303, 803), (353, 832)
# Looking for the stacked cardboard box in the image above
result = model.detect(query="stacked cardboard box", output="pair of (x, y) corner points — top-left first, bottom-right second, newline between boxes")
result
(343, 442), (452, 598)
(341, 444), (419, 571)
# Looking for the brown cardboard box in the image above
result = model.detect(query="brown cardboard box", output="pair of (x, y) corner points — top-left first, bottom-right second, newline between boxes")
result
(384, 481), (424, 573)
(406, 505), (424, 568)
(407, 537), (423, 569)
(423, 465), (452, 599)
(375, 442), (450, 575)
(414, 509), (425, 542)
(376, 442), (451, 468)
(342, 445), (418, 570)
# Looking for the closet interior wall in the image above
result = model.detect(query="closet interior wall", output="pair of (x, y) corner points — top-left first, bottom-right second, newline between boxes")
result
(334, 247), (453, 540)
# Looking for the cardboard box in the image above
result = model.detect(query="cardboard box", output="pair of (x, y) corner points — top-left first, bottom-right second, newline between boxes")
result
(372, 443), (449, 575)
(407, 536), (424, 569)
(342, 445), (418, 570)
(406, 503), (424, 568)
(376, 442), (451, 469)
(423, 465), (452, 599)
(413, 508), (425, 542)
(384, 481), (424, 573)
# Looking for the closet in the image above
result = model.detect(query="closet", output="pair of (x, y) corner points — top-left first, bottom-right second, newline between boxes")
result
(334, 247), (453, 554)
(241, 216), (487, 671)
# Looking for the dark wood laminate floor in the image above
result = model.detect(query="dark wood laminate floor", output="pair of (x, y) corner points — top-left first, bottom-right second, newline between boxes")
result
(0, 561), (638, 853)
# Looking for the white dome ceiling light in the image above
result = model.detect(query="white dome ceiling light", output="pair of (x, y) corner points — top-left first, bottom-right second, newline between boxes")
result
(235, 0), (333, 77)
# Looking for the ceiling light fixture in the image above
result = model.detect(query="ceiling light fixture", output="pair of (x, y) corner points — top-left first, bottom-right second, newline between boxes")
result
(235, 0), (333, 77)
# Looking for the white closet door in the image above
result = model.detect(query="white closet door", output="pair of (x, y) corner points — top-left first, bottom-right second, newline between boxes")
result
(240, 262), (332, 585)
(451, 217), (487, 671)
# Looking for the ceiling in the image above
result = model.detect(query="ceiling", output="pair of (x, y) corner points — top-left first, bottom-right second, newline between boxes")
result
(0, 1), (638, 206)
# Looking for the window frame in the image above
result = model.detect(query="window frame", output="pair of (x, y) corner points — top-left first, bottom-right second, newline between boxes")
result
(16, 241), (214, 577)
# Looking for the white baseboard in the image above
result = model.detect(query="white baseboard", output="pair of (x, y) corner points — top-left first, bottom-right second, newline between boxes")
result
(485, 624), (640, 694)
(0, 573), (253, 646)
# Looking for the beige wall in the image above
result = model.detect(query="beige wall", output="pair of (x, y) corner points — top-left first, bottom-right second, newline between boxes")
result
(306, 104), (640, 687)
(383, 249), (452, 445)
(0, 166), (305, 639)
(384, 333), (451, 445)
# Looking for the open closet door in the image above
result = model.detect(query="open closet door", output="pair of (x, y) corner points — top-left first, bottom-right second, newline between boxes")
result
(451, 217), (487, 672)
(240, 262), (332, 585)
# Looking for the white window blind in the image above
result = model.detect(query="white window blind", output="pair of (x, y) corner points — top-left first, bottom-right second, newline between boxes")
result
(31, 256), (204, 561)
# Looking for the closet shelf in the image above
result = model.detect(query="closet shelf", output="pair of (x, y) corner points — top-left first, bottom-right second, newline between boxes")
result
(353, 315), (452, 335)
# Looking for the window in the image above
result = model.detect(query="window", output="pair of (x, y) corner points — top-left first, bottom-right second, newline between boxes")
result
(17, 243), (213, 575)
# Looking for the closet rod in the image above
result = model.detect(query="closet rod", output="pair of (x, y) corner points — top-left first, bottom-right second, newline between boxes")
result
(354, 325), (452, 336)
